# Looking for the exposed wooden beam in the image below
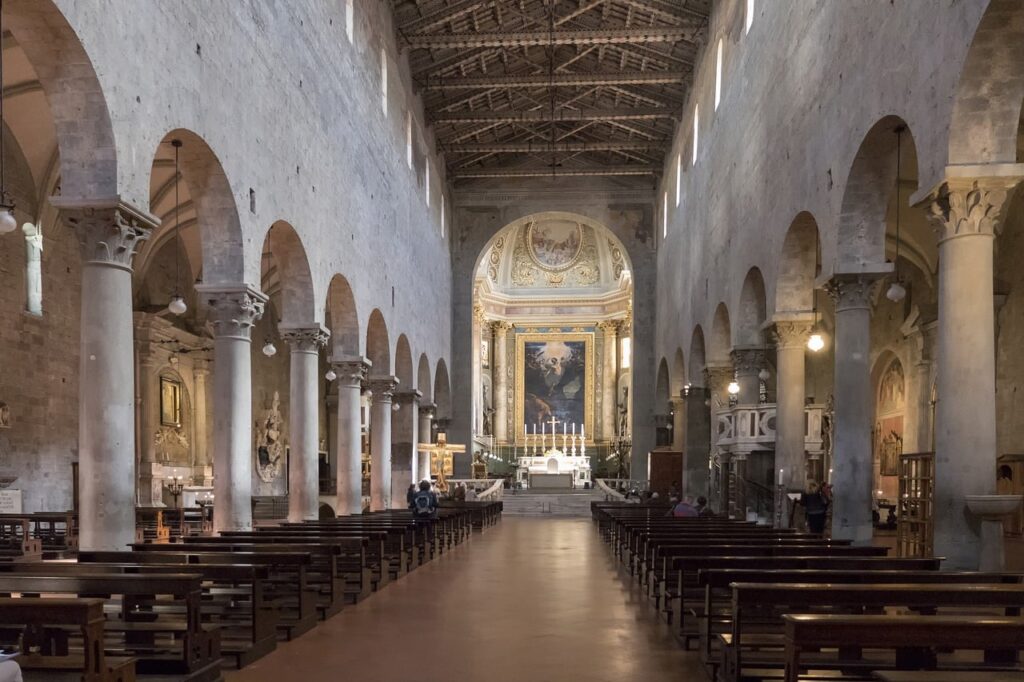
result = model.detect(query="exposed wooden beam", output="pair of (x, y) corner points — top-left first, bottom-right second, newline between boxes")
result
(424, 70), (685, 90)
(398, 0), (496, 34)
(445, 140), (668, 153)
(451, 163), (660, 178)
(432, 106), (676, 123)
(405, 27), (695, 49)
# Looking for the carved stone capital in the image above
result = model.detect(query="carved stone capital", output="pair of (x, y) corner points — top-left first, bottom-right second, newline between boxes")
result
(730, 347), (766, 376)
(824, 275), (881, 313)
(280, 324), (330, 353)
(597, 320), (621, 335)
(419, 402), (437, 419)
(926, 178), (1019, 243)
(490, 320), (513, 335)
(393, 389), (423, 406)
(703, 364), (734, 391)
(367, 375), (400, 402)
(196, 284), (267, 340)
(59, 201), (156, 271)
(772, 319), (814, 350)
(329, 356), (371, 388)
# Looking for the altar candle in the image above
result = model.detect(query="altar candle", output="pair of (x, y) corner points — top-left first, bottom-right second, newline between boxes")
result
(572, 423), (576, 435)
(581, 423), (585, 440)
(828, 467), (833, 484)
(564, 422), (567, 436)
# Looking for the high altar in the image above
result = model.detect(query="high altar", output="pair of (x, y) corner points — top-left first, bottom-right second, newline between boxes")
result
(516, 447), (591, 489)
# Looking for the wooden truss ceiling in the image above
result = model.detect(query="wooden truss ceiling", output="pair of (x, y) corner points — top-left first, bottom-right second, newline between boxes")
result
(390, 0), (711, 182)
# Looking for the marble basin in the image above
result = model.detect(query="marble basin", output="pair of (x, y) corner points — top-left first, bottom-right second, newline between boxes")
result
(965, 494), (1023, 517)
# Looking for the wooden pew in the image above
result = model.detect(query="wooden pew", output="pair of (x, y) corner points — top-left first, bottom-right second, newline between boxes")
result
(10, 558), (278, 669)
(0, 597), (135, 681)
(0, 572), (221, 681)
(723, 583), (1024, 682)
(783, 614), (1024, 682)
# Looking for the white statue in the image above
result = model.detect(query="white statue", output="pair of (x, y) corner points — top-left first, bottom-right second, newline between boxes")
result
(255, 391), (285, 482)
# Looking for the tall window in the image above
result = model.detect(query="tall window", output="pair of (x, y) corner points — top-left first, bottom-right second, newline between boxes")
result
(425, 163), (431, 206)
(380, 47), (388, 115)
(715, 39), (723, 110)
(746, 0), (755, 33)
(692, 105), (699, 166)
(663, 192), (668, 238)
(441, 194), (446, 238)
(346, 0), (354, 42)
(406, 111), (413, 168)
(675, 153), (682, 207)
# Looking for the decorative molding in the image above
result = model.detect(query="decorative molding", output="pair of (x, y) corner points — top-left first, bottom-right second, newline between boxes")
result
(280, 325), (330, 353)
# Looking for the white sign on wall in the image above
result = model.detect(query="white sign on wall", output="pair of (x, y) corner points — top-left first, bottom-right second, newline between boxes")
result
(0, 489), (22, 514)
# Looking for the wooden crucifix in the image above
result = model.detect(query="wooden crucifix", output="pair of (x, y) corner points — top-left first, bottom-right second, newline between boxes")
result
(417, 432), (465, 494)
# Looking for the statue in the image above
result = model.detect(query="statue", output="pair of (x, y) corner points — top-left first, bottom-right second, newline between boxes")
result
(472, 451), (488, 480)
(255, 391), (285, 482)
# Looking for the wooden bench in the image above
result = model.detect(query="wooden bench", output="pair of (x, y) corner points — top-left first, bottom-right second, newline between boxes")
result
(783, 614), (1024, 682)
(0, 596), (136, 681)
(0, 572), (221, 681)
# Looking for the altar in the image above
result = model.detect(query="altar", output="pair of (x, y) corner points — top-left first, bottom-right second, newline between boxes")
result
(516, 448), (591, 489)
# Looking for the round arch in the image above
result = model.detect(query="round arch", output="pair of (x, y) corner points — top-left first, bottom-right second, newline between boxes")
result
(671, 347), (686, 396)
(709, 303), (732, 366)
(417, 353), (433, 397)
(736, 267), (767, 347)
(395, 335), (414, 388)
(325, 275), (360, 358)
(689, 326), (707, 386)
(776, 212), (821, 314)
(366, 309), (390, 375)
(434, 359), (451, 419)
(261, 220), (317, 327)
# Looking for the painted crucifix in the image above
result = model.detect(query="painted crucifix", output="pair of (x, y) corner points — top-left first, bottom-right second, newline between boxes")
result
(417, 433), (465, 494)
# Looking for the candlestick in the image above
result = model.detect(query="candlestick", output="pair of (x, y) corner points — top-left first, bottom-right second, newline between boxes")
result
(572, 422), (576, 435)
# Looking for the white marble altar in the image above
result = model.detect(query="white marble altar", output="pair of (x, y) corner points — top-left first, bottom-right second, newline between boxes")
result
(517, 447), (591, 488)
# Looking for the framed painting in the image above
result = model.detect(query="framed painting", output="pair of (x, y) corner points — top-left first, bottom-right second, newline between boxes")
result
(160, 376), (182, 427)
(515, 332), (594, 444)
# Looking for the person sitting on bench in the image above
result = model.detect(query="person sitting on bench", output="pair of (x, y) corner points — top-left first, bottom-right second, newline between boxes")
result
(410, 480), (438, 521)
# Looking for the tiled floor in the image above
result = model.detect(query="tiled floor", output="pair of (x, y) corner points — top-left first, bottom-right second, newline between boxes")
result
(229, 517), (703, 681)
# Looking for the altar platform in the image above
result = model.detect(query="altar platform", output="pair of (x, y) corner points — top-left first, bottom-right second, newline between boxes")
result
(516, 448), (591, 489)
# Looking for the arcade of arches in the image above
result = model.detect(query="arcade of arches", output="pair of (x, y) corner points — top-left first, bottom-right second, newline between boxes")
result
(0, 0), (1023, 679)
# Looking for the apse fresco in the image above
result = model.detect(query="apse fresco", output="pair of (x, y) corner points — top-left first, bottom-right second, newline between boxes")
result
(523, 340), (586, 431)
(527, 220), (582, 270)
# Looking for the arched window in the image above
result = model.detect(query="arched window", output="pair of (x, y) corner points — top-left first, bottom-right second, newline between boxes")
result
(425, 163), (431, 206)
(406, 111), (413, 168)
(441, 194), (446, 238)
(746, 0), (755, 33)
(346, 0), (354, 42)
(692, 105), (699, 166)
(715, 39), (723, 110)
(675, 153), (682, 207)
(380, 46), (388, 115)
(662, 192), (668, 238)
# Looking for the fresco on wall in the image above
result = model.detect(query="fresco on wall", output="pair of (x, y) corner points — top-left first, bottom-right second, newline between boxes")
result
(527, 220), (583, 270)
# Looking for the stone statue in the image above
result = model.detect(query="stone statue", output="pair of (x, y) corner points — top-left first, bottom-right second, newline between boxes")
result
(255, 391), (285, 482)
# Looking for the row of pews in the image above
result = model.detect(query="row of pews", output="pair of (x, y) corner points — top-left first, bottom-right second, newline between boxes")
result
(0, 500), (501, 681)
(593, 501), (1024, 682)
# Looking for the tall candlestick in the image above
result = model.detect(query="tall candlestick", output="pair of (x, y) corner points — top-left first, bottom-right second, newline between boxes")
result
(581, 423), (585, 441)
(572, 422), (576, 435)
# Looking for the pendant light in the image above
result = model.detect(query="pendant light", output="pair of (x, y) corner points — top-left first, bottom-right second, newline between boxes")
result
(167, 139), (187, 315)
(325, 368), (338, 382)
(807, 228), (825, 352)
(262, 338), (277, 357)
(886, 125), (907, 303)
(0, 0), (17, 235)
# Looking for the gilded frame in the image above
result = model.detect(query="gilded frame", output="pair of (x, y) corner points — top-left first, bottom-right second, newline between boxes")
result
(515, 331), (594, 445)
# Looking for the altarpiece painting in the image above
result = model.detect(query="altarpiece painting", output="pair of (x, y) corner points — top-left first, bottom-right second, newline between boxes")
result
(515, 332), (594, 443)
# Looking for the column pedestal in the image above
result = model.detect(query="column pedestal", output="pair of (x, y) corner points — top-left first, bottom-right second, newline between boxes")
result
(196, 284), (267, 533)
(331, 357), (370, 515)
(282, 326), (329, 522)
(368, 376), (399, 511)
(60, 202), (153, 551)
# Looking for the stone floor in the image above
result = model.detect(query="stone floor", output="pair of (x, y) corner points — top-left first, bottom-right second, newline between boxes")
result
(229, 517), (703, 681)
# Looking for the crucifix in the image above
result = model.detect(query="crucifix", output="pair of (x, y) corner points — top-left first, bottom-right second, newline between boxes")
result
(417, 432), (465, 494)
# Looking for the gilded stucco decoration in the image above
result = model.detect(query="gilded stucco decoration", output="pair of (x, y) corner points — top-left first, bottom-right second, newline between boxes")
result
(487, 235), (505, 282)
(511, 220), (600, 288)
(608, 239), (626, 280)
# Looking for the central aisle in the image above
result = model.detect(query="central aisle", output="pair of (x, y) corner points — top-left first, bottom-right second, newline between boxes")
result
(229, 517), (702, 682)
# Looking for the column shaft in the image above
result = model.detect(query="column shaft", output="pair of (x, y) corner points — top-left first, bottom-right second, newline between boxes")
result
(773, 321), (812, 489)
(137, 359), (160, 506)
(601, 322), (620, 441)
(683, 387), (710, 497)
(493, 322), (511, 442)
(283, 327), (328, 522)
(332, 358), (369, 515)
(193, 363), (212, 483)
(391, 390), (421, 508)
(418, 403), (436, 482)
(369, 376), (399, 511)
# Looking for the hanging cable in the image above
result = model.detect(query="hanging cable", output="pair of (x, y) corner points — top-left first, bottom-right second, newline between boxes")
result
(167, 139), (187, 315)
(0, 0), (16, 234)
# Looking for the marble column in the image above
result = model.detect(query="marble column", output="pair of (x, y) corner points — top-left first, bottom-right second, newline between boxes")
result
(669, 396), (685, 451)
(137, 355), (161, 506)
(772, 318), (813, 489)
(600, 321), (620, 442)
(418, 402), (436, 482)
(704, 365), (734, 514)
(391, 390), (421, 508)
(58, 202), (153, 551)
(825, 274), (882, 544)
(196, 284), (266, 533)
(683, 384), (710, 497)
(282, 325), (329, 522)
(928, 177), (1018, 568)
(331, 357), (370, 515)
(192, 360), (213, 485)
(734, 348), (765, 406)
(368, 376), (399, 511)
(492, 322), (512, 443)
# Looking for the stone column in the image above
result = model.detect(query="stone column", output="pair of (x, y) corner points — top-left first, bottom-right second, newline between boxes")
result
(192, 360), (213, 485)
(418, 402), (436, 482)
(391, 390), (421, 508)
(683, 384), (710, 497)
(196, 284), (266, 533)
(58, 202), (153, 551)
(331, 357), (370, 515)
(772, 318), (813, 489)
(137, 355), (161, 506)
(704, 365), (734, 514)
(928, 177), (1018, 568)
(825, 274), (881, 544)
(282, 325), (329, 522)
(492, 321), (512, 443)
(368, 376), (399, 511)
(599, 321), (620, 442)
(731, 347), (765, 405)
(669, 396), (685, 451)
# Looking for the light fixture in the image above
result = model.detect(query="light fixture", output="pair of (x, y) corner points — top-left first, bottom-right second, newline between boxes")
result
(727, 381), (740, 395)
(262, 338), (277, 357)
(886, 125), (907, 303)
(757, 367), (770, 382)
(325, 368), (337, 382)
(807, 333), (825, 352)
(167, 139), (187, 315)
(807, 226), (826, 352)
(392, 402), (401, 412)
(0, 0), (16, 236)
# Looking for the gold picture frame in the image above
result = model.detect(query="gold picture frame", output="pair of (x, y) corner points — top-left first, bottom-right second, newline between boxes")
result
(515, 332), (594, 445)
(160, 376), (183, 427)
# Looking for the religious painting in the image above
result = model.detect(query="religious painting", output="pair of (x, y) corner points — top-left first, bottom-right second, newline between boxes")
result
(526, 220), (583, 270)
(515, 332), (594, 443)
(874, 358), (905, 478)
(160, 376), (182, 427)
(877, 420), (903, 476)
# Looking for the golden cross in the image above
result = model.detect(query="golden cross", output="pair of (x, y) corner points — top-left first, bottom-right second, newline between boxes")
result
(417, 432), (466, 479)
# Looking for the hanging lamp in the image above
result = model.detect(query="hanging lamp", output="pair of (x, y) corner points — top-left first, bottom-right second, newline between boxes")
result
(807, 229), (825, 352)
(886, 125), (907, 302)
(167, 139), (187, 315)
(0, 0), (17, 235)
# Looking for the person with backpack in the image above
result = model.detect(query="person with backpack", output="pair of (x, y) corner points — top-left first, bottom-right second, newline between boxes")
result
(410, 480), (438, 521)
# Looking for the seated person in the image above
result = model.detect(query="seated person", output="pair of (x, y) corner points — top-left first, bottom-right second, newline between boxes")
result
(668, 496), (699, 517)
(410, 480), (439, 520)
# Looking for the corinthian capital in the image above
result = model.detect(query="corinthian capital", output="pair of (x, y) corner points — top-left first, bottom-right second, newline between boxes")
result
(57, 200), (156, 270)
(281, 324), (330, 353)
(490, 320), (513, 334)
(927, 177), (1019, 242)
(196, 284), (267, 340)
(771, 318), (814, 350)
(329, 356), (371, 388)
(597, 320), (621, 335)
(730, 347), (766, 376)
(367, 375), (400, 402)
(824, 275), (880, 313)
(703, 364), (733, 391)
